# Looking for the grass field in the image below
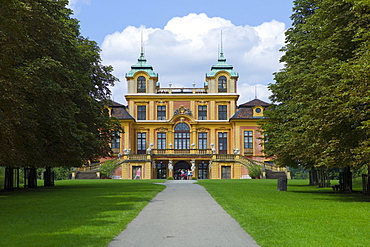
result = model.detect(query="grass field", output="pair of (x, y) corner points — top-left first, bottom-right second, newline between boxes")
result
(0, 179), (165, 247)
(1, 179), (369, 247)
(197, 179), (370, 247)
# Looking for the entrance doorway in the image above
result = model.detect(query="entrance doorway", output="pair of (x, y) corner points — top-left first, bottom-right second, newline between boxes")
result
(132, 166), (142, 179)
(174, 161), (190, 180)
(156, 162), (167, 179)
(198, 162), (208, 179)
(221, 166), (231, 179)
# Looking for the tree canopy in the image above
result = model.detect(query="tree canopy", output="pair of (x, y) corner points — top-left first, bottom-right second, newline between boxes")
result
(0, 0), (121, 169)
(262, 0), (370, 172)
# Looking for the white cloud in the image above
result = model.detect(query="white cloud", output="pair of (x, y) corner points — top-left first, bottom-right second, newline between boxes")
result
(101, 13), (286, 105)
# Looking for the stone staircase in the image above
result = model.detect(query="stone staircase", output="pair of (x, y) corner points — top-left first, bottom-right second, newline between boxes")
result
(235, 156), (290, 179)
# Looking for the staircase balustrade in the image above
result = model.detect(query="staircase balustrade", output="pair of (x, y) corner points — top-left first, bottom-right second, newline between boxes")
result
(151, 149), (212, 155)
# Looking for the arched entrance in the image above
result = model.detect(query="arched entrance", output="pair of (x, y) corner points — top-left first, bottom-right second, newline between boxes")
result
(174, 161), (190, 180)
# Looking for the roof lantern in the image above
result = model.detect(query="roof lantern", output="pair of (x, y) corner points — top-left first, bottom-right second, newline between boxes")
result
(206, 35), (238, 78)
(126, 34), (158, 78)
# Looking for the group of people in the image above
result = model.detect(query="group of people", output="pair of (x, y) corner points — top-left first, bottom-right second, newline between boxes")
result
(180, 169), (192, 180)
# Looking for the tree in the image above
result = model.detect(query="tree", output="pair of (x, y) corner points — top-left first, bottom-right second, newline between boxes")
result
(0, 0), (121, 189)
(262, 0), (370, 190)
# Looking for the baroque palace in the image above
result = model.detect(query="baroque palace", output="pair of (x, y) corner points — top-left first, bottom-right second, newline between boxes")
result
(105, 48), (281, 180)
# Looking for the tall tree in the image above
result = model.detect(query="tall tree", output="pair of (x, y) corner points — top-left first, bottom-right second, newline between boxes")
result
(0, 0), (121, 188)
(262, 0), (370, 190)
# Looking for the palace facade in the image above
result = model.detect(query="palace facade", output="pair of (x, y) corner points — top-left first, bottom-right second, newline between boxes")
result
(107, 49), (275, 179)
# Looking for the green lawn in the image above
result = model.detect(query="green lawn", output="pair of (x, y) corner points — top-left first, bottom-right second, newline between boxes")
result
(1, 179), (369, 247)
(197, 179), (370, 247)
(0, 179), (165, 247)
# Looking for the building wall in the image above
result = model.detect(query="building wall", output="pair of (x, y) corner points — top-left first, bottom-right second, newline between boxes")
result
(109, 53), (271, 179)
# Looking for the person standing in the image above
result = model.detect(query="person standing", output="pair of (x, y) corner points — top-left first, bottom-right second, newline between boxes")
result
(187, 169), (192, 180)
(135, 168), (141, 179)
(180, 169), (185, 180)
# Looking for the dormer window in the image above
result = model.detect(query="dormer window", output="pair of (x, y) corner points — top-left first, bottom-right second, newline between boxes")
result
(253, 106), (264, 118)
(137, 76), (146, 93)
(218, 76), (227, 93)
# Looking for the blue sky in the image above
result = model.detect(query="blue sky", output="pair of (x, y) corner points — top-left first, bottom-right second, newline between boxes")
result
(68, 0), (294, 104)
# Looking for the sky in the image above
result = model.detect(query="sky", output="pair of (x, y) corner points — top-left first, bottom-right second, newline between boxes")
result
(68, 0), (294, 105)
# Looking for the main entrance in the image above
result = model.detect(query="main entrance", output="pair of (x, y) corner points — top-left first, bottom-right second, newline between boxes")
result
(174, 161), (190, 180)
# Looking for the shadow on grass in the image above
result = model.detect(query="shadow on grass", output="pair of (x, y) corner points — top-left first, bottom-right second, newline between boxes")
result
(288, 185), (370, 203)
(0, 180), (165, 247)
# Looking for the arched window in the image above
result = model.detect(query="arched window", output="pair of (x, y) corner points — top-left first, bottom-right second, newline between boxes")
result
(137, 76), (146, 93)
(174, 123), (190, 149)
(218, 76), (227, 93)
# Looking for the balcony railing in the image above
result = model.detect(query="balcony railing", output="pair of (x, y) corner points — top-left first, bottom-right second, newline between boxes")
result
(156, 87), (208, 94)
(151, 149), (212, 155)
(215, 154), (236, 161)
(126, 154), (148, 160)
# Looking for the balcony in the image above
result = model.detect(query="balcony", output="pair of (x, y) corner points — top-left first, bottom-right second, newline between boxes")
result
(156, 87), (208, 94)
(244, 148), (253, 155)
(151, 149), (213, 157)
(215, 154), (236, 161)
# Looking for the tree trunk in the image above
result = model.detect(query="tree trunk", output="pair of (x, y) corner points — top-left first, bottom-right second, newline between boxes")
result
(317, 168), (330, 188)
(43, 167), (55, 187)
(309, 168), (318, 186)
(4, 167), (20, 191)
(362, 174), (370, 195)
(24, 168), (37, 188)
(340, 166), (352, 192)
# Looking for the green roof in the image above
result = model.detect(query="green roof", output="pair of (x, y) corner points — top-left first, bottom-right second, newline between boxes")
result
(206, 51), (238, 78)
(126, 52), (158, 78)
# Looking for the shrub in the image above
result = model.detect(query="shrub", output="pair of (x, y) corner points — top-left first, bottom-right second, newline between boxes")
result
(37, 167), (72, 180)
(191, 177), (197, 180)
(53, 167), (73, 180)
(167, 176), (174, 180)
(248, 165), (262, 178)
(100, 159), (119, 178)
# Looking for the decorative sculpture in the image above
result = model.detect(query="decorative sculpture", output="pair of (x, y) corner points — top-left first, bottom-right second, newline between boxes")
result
(168, 161), (173, 171)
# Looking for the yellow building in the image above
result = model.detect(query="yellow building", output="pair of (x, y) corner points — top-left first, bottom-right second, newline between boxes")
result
(108, 49), (279, 179)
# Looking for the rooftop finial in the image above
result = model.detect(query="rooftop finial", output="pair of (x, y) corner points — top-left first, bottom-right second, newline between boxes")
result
(255, 86), (258, 99)
(140, 30), (144, 57)
(218, 30), (226, 61)
(220, 30), (224, 58)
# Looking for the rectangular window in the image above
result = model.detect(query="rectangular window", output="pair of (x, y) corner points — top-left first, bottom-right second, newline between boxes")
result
(137, 132), (146, 154)
(174, 132), (190, 149)
(244, 131), (253, 149)
(157, 133), (166, 149)
(111, 131), (120, 149)
(137, 105), (146, 120)
(198, 133), (207, 149)
(198, 105), (207, 120)
(218, 132), (227, 154)
(157, 105), (166, 120)
(218, 105), (227, 120)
